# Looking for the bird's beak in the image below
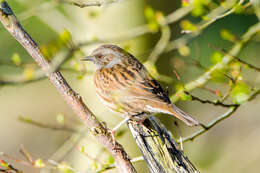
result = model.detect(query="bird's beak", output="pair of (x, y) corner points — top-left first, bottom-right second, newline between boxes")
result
(81, 56), (94, 61)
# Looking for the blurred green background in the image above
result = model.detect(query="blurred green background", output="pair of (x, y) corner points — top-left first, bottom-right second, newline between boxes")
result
(0, 0), (260, 172)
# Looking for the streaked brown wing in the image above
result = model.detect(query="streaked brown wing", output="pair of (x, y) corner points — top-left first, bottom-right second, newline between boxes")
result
(121, 60), (171, 104)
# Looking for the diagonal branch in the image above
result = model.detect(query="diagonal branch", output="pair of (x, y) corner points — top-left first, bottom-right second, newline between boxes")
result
(0, 1), (136, 173)
(171, 22), (260, 103)
(181, 89), (260, 143)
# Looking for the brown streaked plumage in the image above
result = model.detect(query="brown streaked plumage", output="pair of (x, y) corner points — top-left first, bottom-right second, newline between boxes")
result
(82, 44), (199, 126)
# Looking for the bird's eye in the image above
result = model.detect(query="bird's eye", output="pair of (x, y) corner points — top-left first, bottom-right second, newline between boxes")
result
(95, 54), (103, 59)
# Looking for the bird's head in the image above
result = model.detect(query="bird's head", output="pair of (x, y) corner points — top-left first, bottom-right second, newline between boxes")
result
(82, 44), (128, 69)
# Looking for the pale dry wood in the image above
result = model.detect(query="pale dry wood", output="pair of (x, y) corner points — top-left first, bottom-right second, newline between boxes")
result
(128, 117), (199, 173)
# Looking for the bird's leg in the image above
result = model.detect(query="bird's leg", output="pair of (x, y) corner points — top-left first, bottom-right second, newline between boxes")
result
(110, 117), (130, 144)
(112, 116), (130, 132)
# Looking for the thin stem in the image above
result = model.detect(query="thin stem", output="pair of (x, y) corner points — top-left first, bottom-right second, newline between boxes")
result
(19, 116), (77, 133)
(186, 92), (239, 108)
(181, 89), (260, 143)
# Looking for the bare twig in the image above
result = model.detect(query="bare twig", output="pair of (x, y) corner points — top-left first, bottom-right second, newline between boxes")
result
(96, 156), (144, 173)
(182, 0), (248, 34)
(19, 116), (77, 133)
(0, 2), (136, 173)
(148, 22), (171, 64)
(78, 5), (192, 48)
(186, 92), (239, 108)
(58, 0), (118, 8)
(0, 49), (75, 85)
(215, 47), (260, 72)
(181, 89), (260, 143)
(181, 106), (238, 143)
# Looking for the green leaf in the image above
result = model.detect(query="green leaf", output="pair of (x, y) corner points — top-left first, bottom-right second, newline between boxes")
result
(0, 160), (9, 168)
(210, 52), (223, 64)
(34, 159), (45, 168)
(107, 155), (114, 164)
(11, 53), (21, 66)
(180, 20), (197, 32)
(88, 10), (99, 18)
(57, 162), (74, 173)
(77, 74), (84, 80)
(90, 161), (98, 170)
(231, 82), (250, 104)
(144, 6), (159, 32)
(179, 92), (192, 101)
(234, 4), (244, 14)
(210, 69), (227, 83)
(230, 62), (241, 78)
(81, 145), (85, 153)
(191, 0), (208, 16)
(220, 29), (236, 42)
(144, 6), (155, 20)
(178, 45), (190, 56)
(58, 29), (71, 45)
(56, 113), (65, 125)
(23, 67), (35, 80)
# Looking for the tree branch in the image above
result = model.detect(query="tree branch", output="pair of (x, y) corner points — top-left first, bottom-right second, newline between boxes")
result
(181, 88), (260, 143)
(58, 0), (117, 8)
(171, 22), (260, 103)
(0, 1), (136, 173)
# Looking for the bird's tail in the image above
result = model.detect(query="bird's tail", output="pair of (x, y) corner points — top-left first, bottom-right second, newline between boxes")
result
(168, 104), (199, 126)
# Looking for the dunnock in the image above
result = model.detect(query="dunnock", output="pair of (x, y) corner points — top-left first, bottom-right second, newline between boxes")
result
(82, 44), (198, 132)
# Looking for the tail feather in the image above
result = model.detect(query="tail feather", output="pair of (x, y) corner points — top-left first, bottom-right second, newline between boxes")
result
(169, 104), (199, 126)
(145, 102), (199, 126)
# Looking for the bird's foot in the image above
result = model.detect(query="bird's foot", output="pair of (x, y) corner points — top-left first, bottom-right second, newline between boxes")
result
(109, 117), (130, 146)
(107, 128), (117, 146)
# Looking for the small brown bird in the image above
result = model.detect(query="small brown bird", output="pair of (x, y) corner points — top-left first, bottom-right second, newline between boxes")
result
(82, 44), (198, 131)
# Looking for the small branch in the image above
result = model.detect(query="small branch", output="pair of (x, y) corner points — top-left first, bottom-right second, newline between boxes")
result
(0, 49), (75, 85)
(0, 2), (136, 173)
(96, 156), (144, 173)
(78, 5), (191, 48)
(215, 47), (260, 72)
(58, 0), (117, 8)
(181, 106), (238, 143)
(171, 22), (260, 103)
(165, 0), (251, 52)
(182, 0), (247, 34)
(186, 92), (239, 108)
(182, 89), (260, 142)
(19, 116), (77, 133)
(148, 22), (171, 64)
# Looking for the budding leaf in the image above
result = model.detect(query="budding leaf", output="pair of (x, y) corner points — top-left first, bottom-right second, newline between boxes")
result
(34, 159), (45, 168)
(11, 53), (21, 66)
(56, 113), (65, 125)
(23, 67), (35, 80)
(178, 45), (190, 57)
(107, 155), (114, 164)
(58, 29), (71, 45)
(144, 6), (159, 32)
(231, 82), (250, 104)
(220, 29), (236, 42)
(210, 52), (223, 64)
(180, 20), (197, 32)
